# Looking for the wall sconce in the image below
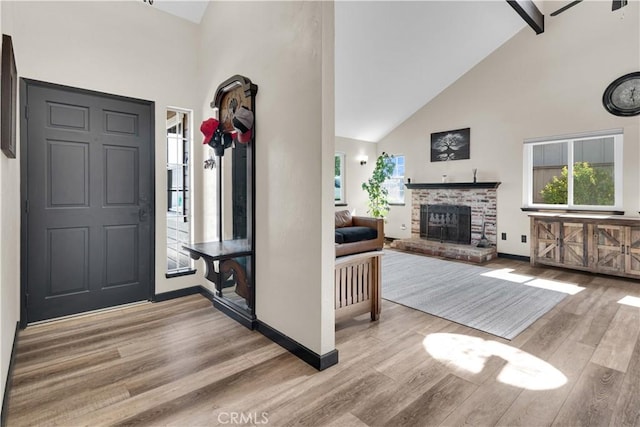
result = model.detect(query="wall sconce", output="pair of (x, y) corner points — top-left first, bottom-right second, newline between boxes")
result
(359, 155), (368, 166)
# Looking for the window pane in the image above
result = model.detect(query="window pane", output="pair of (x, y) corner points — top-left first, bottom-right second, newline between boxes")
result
(167, 215), (191, 270)
(384, 155), (405, 204)
(167, 135), (180, 164)
(385, 177), (405, 204)
(533, 142), (568, 204)
(335, 153), (345, 203)
(572, 138), (615, 206)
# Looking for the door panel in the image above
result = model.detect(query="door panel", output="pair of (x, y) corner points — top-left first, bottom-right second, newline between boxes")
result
(561, 222), (587, 267)
(593, 224), (625, 273)
(48, 140), (89, 207)
(104, 110), (138, 135)
(104, 145), (138, 205)
(25, 82), (153, 322)
(48, 227), (89, 296)
(534, 220), (560, 263)
(48, 102), (89, 130)
(104, 224), (139, 288)
(626, 226), (640, 275)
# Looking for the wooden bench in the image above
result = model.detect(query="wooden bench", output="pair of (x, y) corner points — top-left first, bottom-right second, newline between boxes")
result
(334, 251), (382, 322)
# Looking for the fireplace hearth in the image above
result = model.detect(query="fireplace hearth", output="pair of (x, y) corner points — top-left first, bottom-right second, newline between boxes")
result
(420, 204), (471, 244)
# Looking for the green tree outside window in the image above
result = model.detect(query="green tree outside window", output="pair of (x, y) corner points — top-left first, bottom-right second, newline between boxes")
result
(540, 162), (614, 205)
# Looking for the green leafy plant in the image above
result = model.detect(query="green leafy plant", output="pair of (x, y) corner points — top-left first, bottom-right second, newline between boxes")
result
(362, 152), (395, 218)
(540, 162), (614, 205)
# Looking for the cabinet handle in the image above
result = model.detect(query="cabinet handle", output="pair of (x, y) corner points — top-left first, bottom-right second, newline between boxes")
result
(627, 245), (630, 255)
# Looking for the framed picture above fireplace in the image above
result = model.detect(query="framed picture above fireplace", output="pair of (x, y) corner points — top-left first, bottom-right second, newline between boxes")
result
(430, 127), (470, 162)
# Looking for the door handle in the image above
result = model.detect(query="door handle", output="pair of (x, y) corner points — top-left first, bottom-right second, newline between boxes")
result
(138, 195), (150, 222)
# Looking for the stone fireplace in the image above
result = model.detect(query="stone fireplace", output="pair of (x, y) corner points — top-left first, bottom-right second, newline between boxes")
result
(392, 182), (501, 263)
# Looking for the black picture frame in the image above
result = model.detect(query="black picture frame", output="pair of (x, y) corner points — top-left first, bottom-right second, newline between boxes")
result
(1, 34), (17, 159)
(430, 127), (470, 162)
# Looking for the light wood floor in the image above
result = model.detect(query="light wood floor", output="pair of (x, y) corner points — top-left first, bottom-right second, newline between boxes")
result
(5, 256), (640, 426)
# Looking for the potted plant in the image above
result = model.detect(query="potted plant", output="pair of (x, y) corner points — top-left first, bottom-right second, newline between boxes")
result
(362, 152), (395, 218)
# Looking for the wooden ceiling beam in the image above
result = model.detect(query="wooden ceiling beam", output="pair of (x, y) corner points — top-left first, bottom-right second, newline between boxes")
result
(507, 0), (544, 35)
(612, 0), (628, 11)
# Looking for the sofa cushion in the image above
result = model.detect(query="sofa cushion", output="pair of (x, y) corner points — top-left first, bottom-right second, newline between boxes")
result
(337, 226), (378, 243)
(335, 210), (353, 228)
(335, 230), (345, 244)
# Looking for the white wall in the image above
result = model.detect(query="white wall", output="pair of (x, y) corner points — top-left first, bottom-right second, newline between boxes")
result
(0, 0), (15, 407)
(0, 1), (205, 404)
(379, 0), (640, 255)
(0, 104), (19, 417)
(1, 0), (204, 296)
(335, 136), (377, 217)
(198, 1), (335, 355)
(320, 1), (336, 356)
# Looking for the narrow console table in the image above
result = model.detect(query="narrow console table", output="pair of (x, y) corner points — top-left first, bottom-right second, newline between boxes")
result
(530, 213), (640, 279)
(335, 251), (382, 321)
(183, 239), (256, 328)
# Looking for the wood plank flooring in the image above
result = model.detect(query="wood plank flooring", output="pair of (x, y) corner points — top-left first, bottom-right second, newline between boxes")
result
(5, 256), (640, 426)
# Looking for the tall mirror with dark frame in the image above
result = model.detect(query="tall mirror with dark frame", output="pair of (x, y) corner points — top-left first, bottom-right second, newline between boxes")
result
(212, 75), (257, 326)
(182, 75), (257, 328)
(219, 144), (250, 314)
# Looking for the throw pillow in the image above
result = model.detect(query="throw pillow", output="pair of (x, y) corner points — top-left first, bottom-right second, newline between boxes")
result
(335, 210), (353, 228)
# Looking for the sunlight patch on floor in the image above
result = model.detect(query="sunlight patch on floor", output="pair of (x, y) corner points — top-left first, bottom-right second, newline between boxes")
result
(523, 278), (584, 295)
(423, 333), (567, 390)
(618, 295), (640, 308)
(480, 268), (533, 283)
(480, 267), (585, 295)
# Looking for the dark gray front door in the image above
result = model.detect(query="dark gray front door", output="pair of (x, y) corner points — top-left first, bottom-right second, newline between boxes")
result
(23, 81), (153, 322)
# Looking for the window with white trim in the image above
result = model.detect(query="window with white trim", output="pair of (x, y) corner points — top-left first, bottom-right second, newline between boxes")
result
(166, 108), (193, 274)
(335, 152), (345, 204)
(523, 130), (623, 210)
(383, 155), (405, 204)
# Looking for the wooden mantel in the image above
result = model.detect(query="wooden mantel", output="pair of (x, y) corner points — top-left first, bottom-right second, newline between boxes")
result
(405, 182), (501, 190)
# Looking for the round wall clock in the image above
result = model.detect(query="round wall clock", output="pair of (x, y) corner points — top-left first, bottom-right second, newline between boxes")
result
(602, 71), (640, 117)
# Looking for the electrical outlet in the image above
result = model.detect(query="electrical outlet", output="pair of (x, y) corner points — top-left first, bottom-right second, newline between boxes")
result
(521, 235), (527, 243)
(501, 232), (507, 240)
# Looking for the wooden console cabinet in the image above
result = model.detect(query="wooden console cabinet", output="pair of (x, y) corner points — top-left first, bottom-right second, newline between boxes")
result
(530, 213), (640, 279)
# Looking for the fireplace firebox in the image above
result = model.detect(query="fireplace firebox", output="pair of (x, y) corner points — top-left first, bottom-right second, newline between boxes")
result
(420, 204), (471, 244)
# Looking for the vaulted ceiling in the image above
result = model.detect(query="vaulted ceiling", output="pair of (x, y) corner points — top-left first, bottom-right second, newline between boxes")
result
(149, 1), (527, 143)
(335, 1), (526, 142)
(151, 0), (208, 23)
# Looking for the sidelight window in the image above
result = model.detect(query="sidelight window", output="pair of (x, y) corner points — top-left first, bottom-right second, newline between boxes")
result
(166, 108), (193, 275)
